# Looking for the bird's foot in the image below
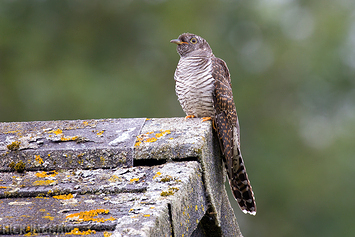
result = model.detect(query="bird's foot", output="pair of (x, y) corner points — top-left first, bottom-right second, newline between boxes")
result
(185, 115), (196, 119)
(201, 117), (212, 122)
(201, 117), (216, 130)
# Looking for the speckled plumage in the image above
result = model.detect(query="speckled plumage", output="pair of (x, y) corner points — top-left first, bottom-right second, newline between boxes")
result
(171, 33), (257, 215)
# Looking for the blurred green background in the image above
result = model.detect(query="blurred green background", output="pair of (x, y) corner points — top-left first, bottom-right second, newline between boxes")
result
(1, 0), (355, 236)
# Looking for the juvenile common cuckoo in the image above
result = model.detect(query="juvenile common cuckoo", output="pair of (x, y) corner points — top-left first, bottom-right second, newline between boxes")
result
(171, 33), (256, 215)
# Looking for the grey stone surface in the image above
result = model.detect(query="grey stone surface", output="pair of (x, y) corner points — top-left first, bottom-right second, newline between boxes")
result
(0, 118), (243, 237)
(0, 118), (146, 171)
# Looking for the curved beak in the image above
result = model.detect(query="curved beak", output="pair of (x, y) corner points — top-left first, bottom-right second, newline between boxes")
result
(170, 39), (188, 45)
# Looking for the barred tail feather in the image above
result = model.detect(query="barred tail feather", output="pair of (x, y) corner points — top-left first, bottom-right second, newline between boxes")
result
(214, 113), (257, 215)
(229, 149), (256, 215)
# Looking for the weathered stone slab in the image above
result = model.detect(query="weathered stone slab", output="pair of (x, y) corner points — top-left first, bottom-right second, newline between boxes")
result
(0, 117), (243, 236)
(133, 117), (210, 161)
(0, 161), (206, 237)
(0, 118), (146, 171)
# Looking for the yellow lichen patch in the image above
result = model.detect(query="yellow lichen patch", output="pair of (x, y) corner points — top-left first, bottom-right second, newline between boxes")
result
(108, 175), (121, 182)
(96, 130), (104, 136)
(24, 231), (37, 236)
(195, 205), (198, 211)
(82, 120), (97, 128)
(143, 214), (150, 217)
(146, 137), (157, 143)
(130, 178), (139, 183)
(0, 186), (7, 189)
(134, 130), (171, 146)
(48, 129), (63, 135)
(53, 193), (74, 200)
(65, 228), (96, 235)
(35, 155), (44, 165)
(134, 135), (144, 147)
(39, 209), (46, 212)
(155, 130), (171, 138)
(42, 215), (54, 221)
(7, 141), (21, 151)
(4, 130), (19, 134)
(33, 180), (55, 186)
(66, 209), (116, 223)
(35, 171), (58, 178)
(100, 156), (105, 164)
(153, 172), (161, 179)
(61, 136), (79, 141)
(103, 231), (112, 237)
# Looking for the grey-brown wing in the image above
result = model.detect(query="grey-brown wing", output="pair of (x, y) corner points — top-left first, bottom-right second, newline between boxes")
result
(212, 57), (257, 215)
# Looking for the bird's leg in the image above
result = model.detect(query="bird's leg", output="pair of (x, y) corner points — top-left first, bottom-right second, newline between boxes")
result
(202, 117), (216, 130)
(185, 115), (196, 119)
(201, 117), (212, 122)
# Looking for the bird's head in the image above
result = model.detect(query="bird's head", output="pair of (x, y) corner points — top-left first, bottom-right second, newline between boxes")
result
(170, 33), (213, 57)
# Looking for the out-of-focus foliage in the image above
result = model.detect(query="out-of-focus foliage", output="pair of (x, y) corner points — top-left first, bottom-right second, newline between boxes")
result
(1, 0), (354, 236)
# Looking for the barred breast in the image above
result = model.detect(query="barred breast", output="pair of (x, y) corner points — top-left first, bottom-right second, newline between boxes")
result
(174, 56), (215, 117)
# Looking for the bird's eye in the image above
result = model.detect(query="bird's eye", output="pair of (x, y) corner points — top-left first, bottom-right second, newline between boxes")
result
(190, 37), (197, 44)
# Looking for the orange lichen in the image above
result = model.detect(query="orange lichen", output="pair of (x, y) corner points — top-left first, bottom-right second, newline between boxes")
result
(61, 136), (79, 141)
(42, 215), (54, 220)
(33, 180), (55, 186)
(4, 130), (19, 134)
(53, 194), (74, 200)
(130, 178), (139, 183)
(66, 209), (116, 223)
(65, 228), (96, 235)
(0, 186), (7, 189)
(153, 172), (161, 179)
(146, 137), (157, 143)
(35, 155), (43, 165)
(96, 130), (104, 136)
(108, 175), (121, 182)
(24, 231), (37, 236)
(35, 171), (58, 178)
(134, 130), (171, 146)
(103, 232), (112, 237)
(48, 129), (63, 135)
(155, 130), (171, 138)
(35, 196), (49, 199)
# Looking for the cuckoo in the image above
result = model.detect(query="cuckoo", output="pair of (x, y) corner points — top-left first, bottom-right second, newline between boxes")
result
(171, 33), (256, 215)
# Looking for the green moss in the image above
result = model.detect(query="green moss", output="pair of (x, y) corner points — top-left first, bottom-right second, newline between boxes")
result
(160, 187), (179, 196)
(14, 161), (25, 173)
(160, 176), (173, 182)
(9, 161), (15, 169)
(160, 190), (174, 196)
(8, 161), (26, 173)
(7, 141), (20, 151)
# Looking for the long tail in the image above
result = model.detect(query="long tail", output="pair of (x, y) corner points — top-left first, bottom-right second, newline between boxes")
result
(228, 146), (256, 215)
(214, 114), (257, 215)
